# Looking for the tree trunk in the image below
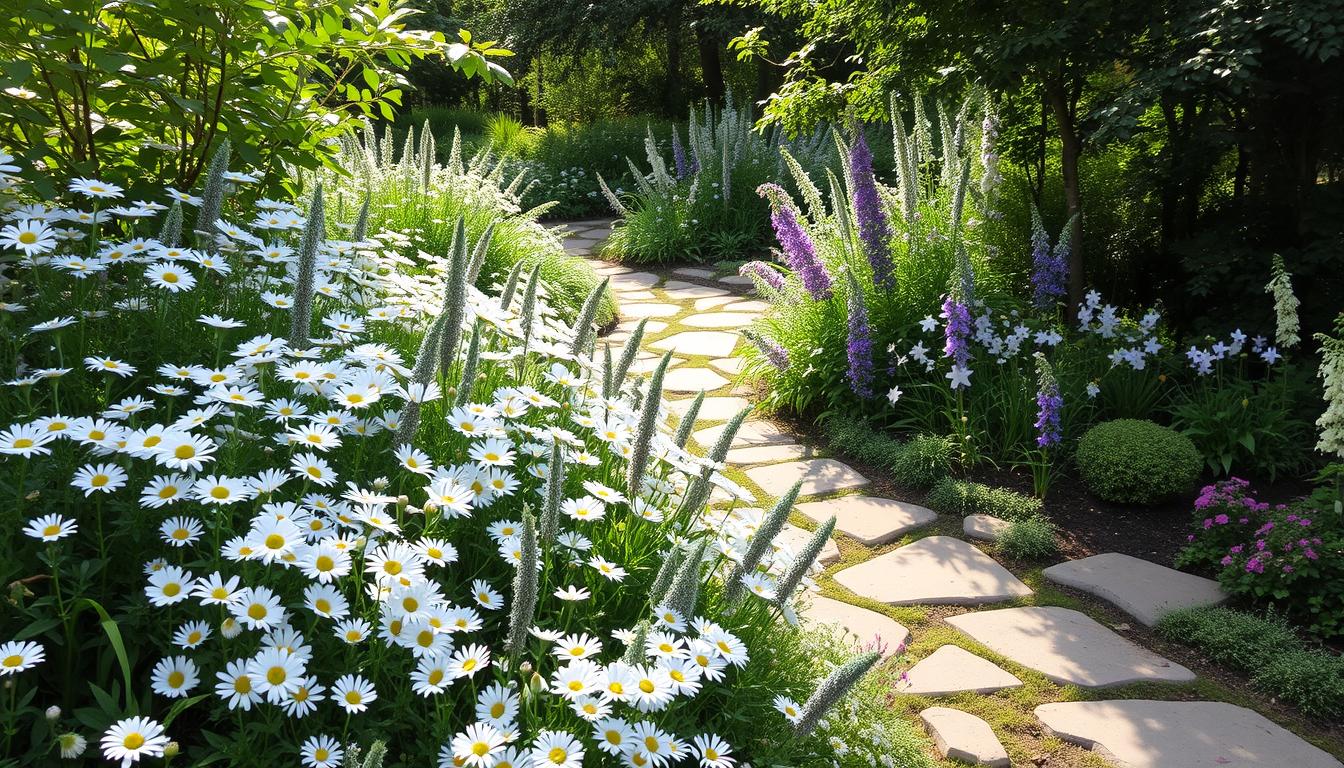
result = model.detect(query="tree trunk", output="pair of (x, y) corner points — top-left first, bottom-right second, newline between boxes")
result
(1044, 76), (1085, 311)
(665, 9), (684, 117)
(754, 57), (780, 106)
(697, 26), (725, 106)
(1158, 92), (1180, 254)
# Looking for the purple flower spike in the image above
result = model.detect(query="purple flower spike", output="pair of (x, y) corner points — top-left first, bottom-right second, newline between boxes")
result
(845, 273), (874, 398)
(758, 183), (832, 300)
(941, 296), (971, 367)
(849, 130), (894, 290)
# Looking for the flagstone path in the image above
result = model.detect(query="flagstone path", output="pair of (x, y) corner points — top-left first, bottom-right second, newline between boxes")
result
(556, 219), (1341, 768)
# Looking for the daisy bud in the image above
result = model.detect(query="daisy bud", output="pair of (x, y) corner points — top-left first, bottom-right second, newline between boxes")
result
(519, 661), (533, 676)
(45, 705), (61, 721)
(528, 671), (543, 693)
(396, 495), (409, 509)
(372, 477), (389, 490)
(164, 741), (180, 759)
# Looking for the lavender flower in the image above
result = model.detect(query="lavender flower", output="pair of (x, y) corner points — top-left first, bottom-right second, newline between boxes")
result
(941, 296), (971, 367)
(845, 271), (874, 398)
(1033, 352), (1062, 447)
(758, 183), (832, 300)
(744, 329), (789, 370)
(740, 260), (786, 293)
(671, 128), (691, 180)
(849, 131), (894, 290)
(1030, 207), (1067, 309)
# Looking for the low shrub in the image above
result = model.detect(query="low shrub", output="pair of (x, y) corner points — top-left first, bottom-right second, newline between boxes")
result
(998, 517), (1059, 560)
(1075, 419), (1202, 504)
(924, 478), (1043, 521)
(1156, 606), (1300, 671)
(821, 417), (952, 489)
(1157, 607), (1344, 719)
(1252, 649), (1344, 720)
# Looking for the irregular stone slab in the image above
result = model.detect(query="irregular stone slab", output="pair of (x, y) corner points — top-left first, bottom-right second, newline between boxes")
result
(796, 496), (937, 547)
(920, 708), (1010, 768)
(662, 367), (730, 393)
(746, 458), (869, 497)
(725, 443), (813, 465)
(667, 396), (750, 421)
(723, 300), (769, 312)
(898, 646), (1022, 697)
(801, 595), (910, 657)
(591, 264), (633, 275)
(834, 536), (1032, 606)
(616, 290), (656, 300)
(693, 296), (735, 311)
(719, 274), (754, 286)
(681, 312), (758, 329)
(650, 331), (740, 358)
(624, 356), (680, 374)
(563, 241), (594, 254)
(610, 272), (661, 290)
(663, 284), (729, 302)
(607, 321), (667, 344)
(964, 514), (1011, 542)
(1035, 700), (1342, 768)
(622, 302), (682, 319)
(672, 267), (715, 278)
(694, 420), (792, 448)
(1042, 553), (1229, 627)
(709, 357), (746, 374)
(778, 523), (840, 566)
(946, 606), (1194, 687)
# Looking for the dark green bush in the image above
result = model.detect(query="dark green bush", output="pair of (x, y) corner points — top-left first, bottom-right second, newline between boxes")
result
(822, 417), (952, 489)
(1251, 649), (1344, 720)
(1156, 606), (1301, 671)
(924, 478), (1043, 521)
(998, 518), (1058, 560)
(1075, 419), (1202, 504)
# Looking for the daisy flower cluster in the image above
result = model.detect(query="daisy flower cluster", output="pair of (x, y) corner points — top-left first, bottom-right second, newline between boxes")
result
(0, 143), (866, 768)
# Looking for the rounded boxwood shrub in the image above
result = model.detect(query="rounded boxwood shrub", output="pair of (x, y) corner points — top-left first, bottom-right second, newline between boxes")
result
(1075, 419), (1201, 504)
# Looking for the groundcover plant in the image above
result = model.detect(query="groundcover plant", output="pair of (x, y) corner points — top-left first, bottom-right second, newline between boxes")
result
(0, 146), (882, 767)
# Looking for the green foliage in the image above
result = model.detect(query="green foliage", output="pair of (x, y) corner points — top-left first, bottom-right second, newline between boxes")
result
(1075, 419), (1202, 504)
(1170, 372), (1316, 480)
(821, 416), (952, 489)
(0, 0), (510, 197)
(1252, 649), (1344, 721)
(924, 478), (1043, 521)
(485, 113), (542, 157)
(1158, 606), (1344, 719)
(998, 517), (1058, 560)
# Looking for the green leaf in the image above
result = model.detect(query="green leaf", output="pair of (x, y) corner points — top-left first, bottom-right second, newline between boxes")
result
(76, 598), (136, 715)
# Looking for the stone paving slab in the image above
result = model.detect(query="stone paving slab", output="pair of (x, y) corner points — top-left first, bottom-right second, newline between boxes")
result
(693, 420), (793, 448)
(662, 281), (729, 300)
(1035, 700), (1342, 768)
(671, 267), (715, 278)
(616, 290), (656, 300)
(624, 356), (680, 374)
(607, 321), (668, 344)
(709, 357), (746, 374)
(920, 707), (1011, 768)
(796, 496), (937, 547)
(680, 312), (759, 329)
(693, 296), (736, 311)
(946, 606), (1194, 687)
(779, 523), (840, 566)
(621, 302), (683, 319)
(609, 271), (661, 290)
(650, 331), (740, 358)
(745, 458), (870, 497)
(964, 514), (1011, 542)
(591, 264), (633, 275)
(1042, 553), (1229, 627)
(662, 367), (730, 393)
(898, 645), (1022, 697)
(834, 536), (1032, 606)
(801, 595), (910, 657)
(719, 274), (754, 286)
(667, 395), (750, 421)
(724, 443), (814, 465)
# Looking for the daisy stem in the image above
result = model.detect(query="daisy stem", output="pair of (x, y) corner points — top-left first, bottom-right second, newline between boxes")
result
(14, 458), (26, 518)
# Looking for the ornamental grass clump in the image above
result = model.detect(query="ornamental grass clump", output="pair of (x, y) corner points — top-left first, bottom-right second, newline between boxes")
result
(0, 155), (897, 767)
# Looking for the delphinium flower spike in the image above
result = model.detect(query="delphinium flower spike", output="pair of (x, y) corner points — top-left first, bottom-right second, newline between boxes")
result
(287, 183), (324, 349)
(757, 183), (832, 300)
(568, 277), (610, 357)
(626, 352), (672, 499)
(506, 505), (539, 662)
(673, 392), (705, 448)
(849, 129), (894, 290)
(725, 479), (803, 604)
(844, 270), (874, 398)
(351, 192), (371, 243)
(774, 515), (836, 607)
(791, 652), (880, 736)
(1266, 255), (1300, 349)
(743, 329), (789, 371)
